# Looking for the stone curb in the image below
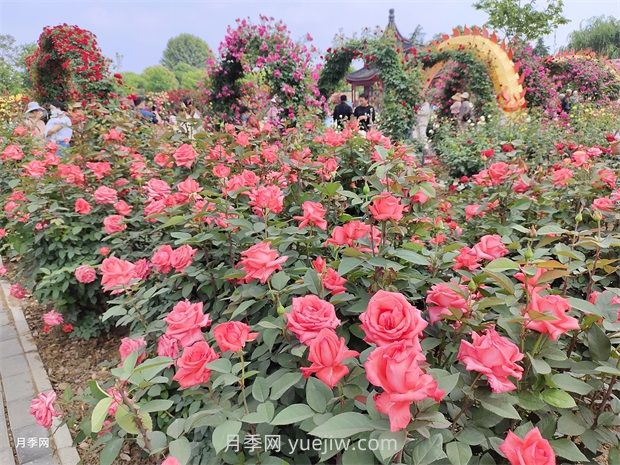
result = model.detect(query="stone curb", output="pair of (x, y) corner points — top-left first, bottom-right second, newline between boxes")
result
(0, 280), (81, 465)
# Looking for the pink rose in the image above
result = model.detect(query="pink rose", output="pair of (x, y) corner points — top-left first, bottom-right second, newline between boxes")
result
(164, 300), (211, 347)
(286, 295), (340, 344)
(249, 185), (284, 216)
(213, 164), (230, 178)
(365, 341), (443, 431)
(74, 198), (92, 214)
(465, 204), (483, 221)
(114, 200), (132, 216)
(473, 234), (508, 260)
(488, 162), (511, 185)
(119, 337), (146, 363)
(453, 246), (481, 271)
(369, 192), (404, 221)
(238, 242), (287, 284)
(526, 294), (579, 340)
(161, 457), (182, 465)
(499, 428), (555, 465)
(173, 143), (197, 168)
(425, 283), (469, 324)
(593, 197), (614, 212)
(157, 334), (180, 359)
(551, 168), (573, 187)
(103, 215), (126, 234)
(100, 257), (136, 293)
(145, 179), (171, 201)
(360, 290), (427, 346)
(294, 201), (327, 230)
(152, 244), (174, 273)
(94, 186), (118, 204)
(170, 245), (196, 272)
(30, 391), (61, 428)
(173, 341), (219, 389)
(213, 321), (258, 352)
(3, 144), (23, 160)
(322, 268), (347, 295)
(457, 327), (524, 393)
(42, 309), (63, 327)
(301, 328), (358, 388)
(24, 160), (47, 178)
(75, 264), (97, 283)
(133, 259), (151, 280)
(177, 177), (201, 195)
(9, 283), (27, 299)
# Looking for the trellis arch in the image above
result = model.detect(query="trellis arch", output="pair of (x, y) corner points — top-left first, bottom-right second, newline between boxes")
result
(424, 27), (527, 112)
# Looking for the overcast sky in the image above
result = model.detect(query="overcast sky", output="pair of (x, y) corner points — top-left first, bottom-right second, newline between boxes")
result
(1, 0), (619, 72)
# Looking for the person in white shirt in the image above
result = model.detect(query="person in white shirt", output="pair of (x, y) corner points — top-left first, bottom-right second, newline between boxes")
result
(44, 101), (73, 150)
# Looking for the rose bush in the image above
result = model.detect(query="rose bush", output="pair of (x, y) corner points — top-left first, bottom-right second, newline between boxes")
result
(2, 96), (620, 465)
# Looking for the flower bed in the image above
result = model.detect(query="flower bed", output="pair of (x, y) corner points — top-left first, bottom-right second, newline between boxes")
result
(2, 100), (620, 465)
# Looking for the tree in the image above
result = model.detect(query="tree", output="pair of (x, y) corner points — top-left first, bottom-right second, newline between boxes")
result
(142, 65), (179, 92)
(173, 63), (205, 89)
(474, 0), (569, 41)
(566, 16), (620, 59)
(0, 34), (33, 93)
(161, 34), (211, 69)
(533, 38), (550, 56)
(119, 71), (146, 93)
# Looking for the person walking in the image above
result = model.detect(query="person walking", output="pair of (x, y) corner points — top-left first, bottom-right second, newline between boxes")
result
(353, 94), (375, 132)
(332, 94), (352, 129)
(23, 101), (47, 141)
(44, 101), (72, 150)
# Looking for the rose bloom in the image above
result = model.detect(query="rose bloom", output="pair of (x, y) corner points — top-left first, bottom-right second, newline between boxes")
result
(294, 201), (327, 230)
(119, 337), (146, 364)
(465, 204), (483, 221)
(157, 334), (180, 360)
(312, 256), (326, 273)
(322, 268), (347, 295)
(526, 294), (579, 340)
(99, 247), (110, 256)
(425, 283), (469, 324)
(238, 241), (288, 284)
(161, 457), (181, 465)
(488, 162), (511, 185)
(173, 341), (219, 389)
(94, 186), (118, 204)
(453, 246), (482, 271)
(360, 290), (427, 346)
(457, 327), (524, 393)
(249, 185), (284, 216)
(592, 197), (614, 212)
(145, 178), (171, 201)
(213, 321), (258, 352)
(286, 295), (341, 344)
(173, 143), (197, 168)
(152, 244), (174, 273)
(42, 309), (63, 327)
(164, 300), (211, 347)
(473, 234), (508, 261)
(24, 160), (47, 178)
(301, 328), (359, 388)
(369, 192), (404, 222)
(100, 257), (136, 293)
(499, 427), (555, 465)
(411, 190), (429, 204)
(177, 177), (201, 195)
(170, 245), (196, 272)
(133, 258), (151, 280)
(114, 200), (132, 216)
(154, 153), (171, 167)
(365, 341), (444, 431)
(73, 265), (97, 284)
(30, 391), (61, 429)
(9, 283), (27, 299)
(103, 215), (126, 234)
(74, 198), (92, 214)
(2, 144), (23, 160)
(213, 164), (231, 178)
(551, 168), (573, 187)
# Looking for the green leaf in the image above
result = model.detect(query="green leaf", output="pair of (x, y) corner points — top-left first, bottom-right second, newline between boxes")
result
(447, 441), (472, 465)
(376, 430), (407, 460)
(161, 215), (187, 228)
(207, 358), (232, 373)
(538, 224), (568, 235)
(609, 446), (620, 465)
(587, 324), (611, 361)
(411, 434), (446, 465)
(100, 437), (124, 465)
(309, 412), (374, 438)
(306, 376), (333, 413)
(557, 412), (586, 436)
(168, 437), (191, 465)
(271, 271), (289, 291)
(166, 419), (185, 439)
(484, 257), (520, 272)
(527, 354), (551, 374)
(212, 420), (241, 454)
(568, 297), (602, 316)
(541, 389), (577, 409)
(270, 404), (314, 425)
(140, 400), (173, 413)
(270, 372), (301, 400)
(91, 397), (113, 433)
(115, 405), (153, 435)
(478, 393), (521, 419)
(342, 447), (375, 465)
(303, 269), (322, 294)
(338, 257), (363, 275)
(550, 439), (588, 462)
(133, 357), (173, 381)
(551, 374), (593, 395)
(252, 377), (270, 402)
(89, 380), (110, 401)
(392, 248), (430, 266)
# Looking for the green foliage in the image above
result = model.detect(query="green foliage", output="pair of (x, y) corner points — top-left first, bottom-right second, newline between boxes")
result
(0, 34), (33, 94)
(474, 0), (569, 41)
(119, 72), (146, 93)
(173, 63), (205, 89)
(142, 65), (179, 92)
(161, 33), (212, 69)
(566, 16), (620, 59)
(533, 38), (550, 57)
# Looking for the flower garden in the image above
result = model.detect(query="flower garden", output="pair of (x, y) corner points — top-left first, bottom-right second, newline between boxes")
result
(1, 12), (620, 465)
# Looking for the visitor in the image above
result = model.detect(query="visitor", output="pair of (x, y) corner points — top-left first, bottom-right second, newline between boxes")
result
(23, 101), (47, 141)
(353, 94), (375, 132)
(459, 92), (473, 122)
(560, 92), (571, 113)
(332, 94), (352, 129)
(44, 101), (73, 150)
(182, 97), (202, 120)
(264, 96), (282, 129)
(133, 96), (159, 124)
(412, 101), (432, 145)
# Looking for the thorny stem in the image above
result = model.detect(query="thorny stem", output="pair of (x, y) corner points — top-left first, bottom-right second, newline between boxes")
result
(450, 373), (482, 432)
(119, 387), (152, 453)
(239, 352), (250, 415)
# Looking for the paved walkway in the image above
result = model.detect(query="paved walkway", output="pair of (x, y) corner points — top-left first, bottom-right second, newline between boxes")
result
(0, 280), (79, 465)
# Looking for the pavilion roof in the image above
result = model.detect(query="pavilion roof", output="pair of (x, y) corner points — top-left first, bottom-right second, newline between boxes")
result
(345, 67), (380, 85)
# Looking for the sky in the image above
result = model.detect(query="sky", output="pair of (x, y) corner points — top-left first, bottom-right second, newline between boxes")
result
(1, 0), (619, 72)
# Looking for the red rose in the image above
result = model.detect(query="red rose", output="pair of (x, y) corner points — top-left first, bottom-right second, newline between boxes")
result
(213, 321), (258, 352)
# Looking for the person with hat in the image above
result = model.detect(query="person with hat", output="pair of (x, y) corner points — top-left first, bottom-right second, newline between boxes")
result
(23, 101), (47, 140)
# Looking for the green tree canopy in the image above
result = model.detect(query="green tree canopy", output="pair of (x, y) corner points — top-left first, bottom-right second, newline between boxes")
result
(566, 16), (620, 59)
(474, 0), (569, 41)
(119, 71), (146, 93)
(161, 33), (212, 69)
(142, 65), (179, 92)
(0, 34), (34, 94)
(533, 38), (550, 56)
(173, 62), (205, 89)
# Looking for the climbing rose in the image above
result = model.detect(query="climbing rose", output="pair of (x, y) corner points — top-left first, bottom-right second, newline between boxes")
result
(30, 391), (61, 429)
(499, 427), (555, 465)
(365, 341), (443, 431)
(173, 143), (197, 168)
(457, 327), (524, 393)
(360, 290), (427, 346)
(425, 283), (469, 324)
(173, 341), (219, 389)
(526, 294), (579, 340)
(286, 295), (340, 344)
(238, 242), (287, 284)
(119, 337), (146, 363)
(473, 234), (508, 260)
(100, 257), (136, 293)
(294, 201), (328, 230)
(301, 328), (359, 388)
(369, 192), (404, 221)
(213, 321), (258, 352)
(165, 300), (211, 347)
